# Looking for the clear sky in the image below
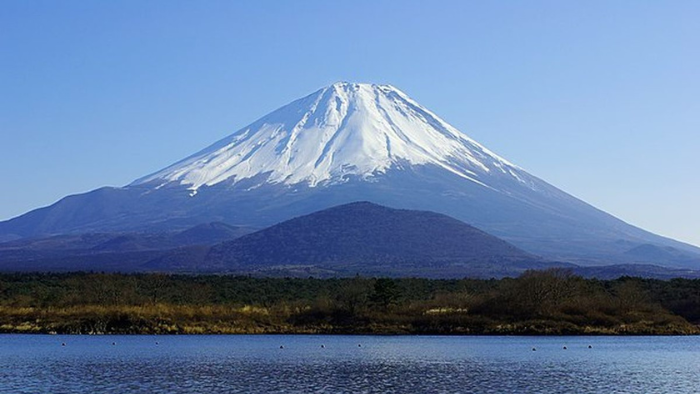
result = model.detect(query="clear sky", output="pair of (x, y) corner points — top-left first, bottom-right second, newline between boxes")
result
(1, 1), (698, 246)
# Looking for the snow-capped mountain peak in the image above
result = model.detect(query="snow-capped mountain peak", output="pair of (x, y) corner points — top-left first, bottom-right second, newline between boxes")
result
(132, 82), (525, 190)
(6, 82), (700, 268)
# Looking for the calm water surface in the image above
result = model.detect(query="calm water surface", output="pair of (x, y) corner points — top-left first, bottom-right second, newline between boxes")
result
(1, 335), (698, 393)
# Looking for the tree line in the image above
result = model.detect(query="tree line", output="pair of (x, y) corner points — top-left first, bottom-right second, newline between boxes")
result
(0, 269), (698, 334)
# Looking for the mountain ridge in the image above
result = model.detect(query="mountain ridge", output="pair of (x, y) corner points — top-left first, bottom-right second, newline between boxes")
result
(1, 202), (698, 279)
(147, 201), (560, 278)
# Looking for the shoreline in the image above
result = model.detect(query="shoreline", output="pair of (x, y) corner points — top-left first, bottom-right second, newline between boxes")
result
(2, 325), (698, 336)
(2, 272), (699, 337)
(2, 331), (699, 336)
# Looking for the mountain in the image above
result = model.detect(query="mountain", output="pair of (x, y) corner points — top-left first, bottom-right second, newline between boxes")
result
(0, 222), (253, 271)
(148, 202), (561, 278)
(1, 82), (698, 268)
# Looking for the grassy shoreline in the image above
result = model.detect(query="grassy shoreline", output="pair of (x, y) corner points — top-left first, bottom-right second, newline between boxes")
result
(1, 271), (699, 335)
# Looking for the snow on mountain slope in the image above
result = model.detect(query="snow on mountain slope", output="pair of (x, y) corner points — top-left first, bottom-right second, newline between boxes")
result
(133, 82), (530, 192)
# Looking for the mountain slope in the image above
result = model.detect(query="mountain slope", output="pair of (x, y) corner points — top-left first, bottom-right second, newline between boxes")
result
(1, 82), (698, 268)
(149, 202), (551, 278)
(0, 222), (253, 270)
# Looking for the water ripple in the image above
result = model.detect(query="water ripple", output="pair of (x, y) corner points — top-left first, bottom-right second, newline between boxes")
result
(1, 335), (699, 393)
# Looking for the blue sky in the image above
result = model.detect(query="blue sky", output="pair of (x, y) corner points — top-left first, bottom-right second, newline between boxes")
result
(1, 1), (698, 246)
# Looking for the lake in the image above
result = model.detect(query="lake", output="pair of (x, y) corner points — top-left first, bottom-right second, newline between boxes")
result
(1, 335), (698, 393)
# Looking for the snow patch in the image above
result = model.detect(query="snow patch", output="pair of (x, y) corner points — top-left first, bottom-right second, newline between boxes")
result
(132, 82), (529, 192)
